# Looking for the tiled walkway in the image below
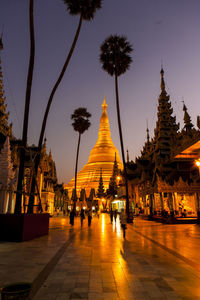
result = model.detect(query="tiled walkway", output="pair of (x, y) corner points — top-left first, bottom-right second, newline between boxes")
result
(1, 214), (200, 299)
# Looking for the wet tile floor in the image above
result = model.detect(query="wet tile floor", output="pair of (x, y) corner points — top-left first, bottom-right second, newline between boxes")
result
(1, 214), (200, 299)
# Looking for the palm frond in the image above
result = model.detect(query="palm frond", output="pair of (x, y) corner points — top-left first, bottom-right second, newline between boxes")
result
(63, 0), (102, 21)
(100, 34), (133, 76)
(71, 107), (91, 134)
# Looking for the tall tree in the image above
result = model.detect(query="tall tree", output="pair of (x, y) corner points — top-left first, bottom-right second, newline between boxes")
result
(15, 0), (35, 214)
(28, 0), (102, 213)
(71, 107), (91, 209)
(100, 35), (133, 221)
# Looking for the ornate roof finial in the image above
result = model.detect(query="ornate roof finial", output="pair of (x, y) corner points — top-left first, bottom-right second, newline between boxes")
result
(160, 67), (165, 92)
(182, 101), (193, 132)
(146, 127), (150, 143)
(102, 96), (107, 112)
(127, 149), (129, 163)
(49, 149), (53, 161)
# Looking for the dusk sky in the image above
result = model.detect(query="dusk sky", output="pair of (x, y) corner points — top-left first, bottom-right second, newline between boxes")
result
(1, 0), (200, 183)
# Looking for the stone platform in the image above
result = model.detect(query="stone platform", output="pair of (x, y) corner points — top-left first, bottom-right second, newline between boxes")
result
(1, 214), (200, 299)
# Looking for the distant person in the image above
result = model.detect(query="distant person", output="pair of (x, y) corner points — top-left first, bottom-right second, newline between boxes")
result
(110, 209), (113, 224)
(88, 210), (92, 227)
(70, 210), (75, 226)
(114, 210), (117, 223)
(120, 209), (127, 239)
(97, 210), (100, 219)
(80, 208), (85, 227)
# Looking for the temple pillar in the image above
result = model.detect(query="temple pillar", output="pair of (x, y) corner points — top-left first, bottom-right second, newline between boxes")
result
(7, 191), (14, 213)
(160, 192), (164, 214)
(168, 192), (174, 216)
(149, 194), (153, 216)
(0, 189), (9, 213)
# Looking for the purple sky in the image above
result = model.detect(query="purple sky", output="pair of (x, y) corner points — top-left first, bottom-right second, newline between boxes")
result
(1, 0), (200, 183)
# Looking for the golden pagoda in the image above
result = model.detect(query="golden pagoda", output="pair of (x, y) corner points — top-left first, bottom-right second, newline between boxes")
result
(65, 97), (123, 197)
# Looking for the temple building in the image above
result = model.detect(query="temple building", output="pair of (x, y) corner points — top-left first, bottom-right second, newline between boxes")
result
(126, 68), (200, 220)
(0, 37), (58, 215)
(65, 97), (123, 198)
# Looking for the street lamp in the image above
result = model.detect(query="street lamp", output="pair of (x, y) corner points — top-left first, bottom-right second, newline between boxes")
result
(195, 159), (200, 175)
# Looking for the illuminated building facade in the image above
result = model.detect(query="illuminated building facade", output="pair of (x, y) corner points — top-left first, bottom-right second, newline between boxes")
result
(127, 69), (200, 220)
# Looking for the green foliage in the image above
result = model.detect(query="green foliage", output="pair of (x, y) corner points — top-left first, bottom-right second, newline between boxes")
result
(100, 35), (133, 77)
(63, 0), (102, 21)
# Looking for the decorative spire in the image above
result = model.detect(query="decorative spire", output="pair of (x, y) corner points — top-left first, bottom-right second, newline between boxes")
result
(154, 68), (179, 164)
(49, 149), (53, 161)
(146, 127), (150, 144)
(112, 154), (119, 178)
(183, 102), (193, 132)
(160, 68), (166, 93)
(102, 96), (108, 112)
(127, 149), (129, 163)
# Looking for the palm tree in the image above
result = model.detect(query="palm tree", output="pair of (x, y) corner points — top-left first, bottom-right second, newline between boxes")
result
(28, 0), (102, 213)
(99, 35), (133, 221)
(71, 107), (91, 209)
(15, 0), (35, 214)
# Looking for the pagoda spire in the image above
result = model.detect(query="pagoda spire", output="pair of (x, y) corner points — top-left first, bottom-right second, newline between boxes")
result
(141, 125), (151, 157)
(127, 149), (129, 163)
(112, 153), (119, 178)
(102, 96), (108, 112)
(153, 68), (179, 166)
(160, 68), (166, 93)
(183, 102), (193, 132)
(0, 37), (12, 138)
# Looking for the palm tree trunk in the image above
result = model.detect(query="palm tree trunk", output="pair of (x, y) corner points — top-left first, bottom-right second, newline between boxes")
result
(114, 74), (130, 220)
(15, 0), (35, 214)
(74, 133), (81, 210)
(28, 15), (83, 213)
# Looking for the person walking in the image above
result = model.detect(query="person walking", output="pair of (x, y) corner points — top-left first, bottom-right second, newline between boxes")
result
(120, 209), (127, 239)
(88, 209), (92, 227)
(70, 210), (75, 226)
(114, 210), (117, 223)
(80, 208), (85, 227)
(110, 208), (114, 224)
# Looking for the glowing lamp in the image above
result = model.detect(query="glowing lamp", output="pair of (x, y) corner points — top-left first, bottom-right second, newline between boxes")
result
(196, 160), (200, 167)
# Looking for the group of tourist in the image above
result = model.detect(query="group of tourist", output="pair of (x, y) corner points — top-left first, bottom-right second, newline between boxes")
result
(69, 208), (93, 227)
(68, 207), (128, 238)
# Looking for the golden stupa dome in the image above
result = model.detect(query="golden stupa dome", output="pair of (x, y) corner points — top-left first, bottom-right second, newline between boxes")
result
(65, 97), (123, 197)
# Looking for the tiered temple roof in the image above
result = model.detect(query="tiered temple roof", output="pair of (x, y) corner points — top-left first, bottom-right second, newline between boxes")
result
(127, 68), (200, 189)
